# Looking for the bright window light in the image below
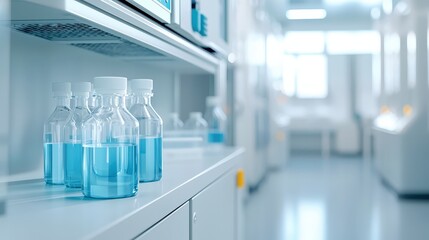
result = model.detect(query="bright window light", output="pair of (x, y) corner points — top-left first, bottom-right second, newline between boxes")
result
(382, 0), (393, 14)
(286, 9), (327, 20)
(284, 32), (325, 53)
(371, 8), (381, 19)
(407, 32), (416, 89)
(283, 55), (328, 99)
(282, 55), (296, 96)
(246, 33), (266, 65)
(296, 55), (328, 98)
(326, 31), (380, 54)
(267, 34), (284, 79)
(384, 33), (400, 94)
(372, 52), (381, 97)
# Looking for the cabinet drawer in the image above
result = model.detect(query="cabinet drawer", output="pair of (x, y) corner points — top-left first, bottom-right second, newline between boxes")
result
(190, 171), (236, 240)
(135, 202), (189, 240)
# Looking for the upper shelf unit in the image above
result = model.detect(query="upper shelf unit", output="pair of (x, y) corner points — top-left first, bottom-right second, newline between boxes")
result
(11, 0), (220, 74)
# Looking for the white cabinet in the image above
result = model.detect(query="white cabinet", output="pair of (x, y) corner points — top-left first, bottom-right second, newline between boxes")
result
(0, 148), (244, 240)
(137, 170), (238, 240)
(136, 203), (190, 240)
(190, 170), (236, 240)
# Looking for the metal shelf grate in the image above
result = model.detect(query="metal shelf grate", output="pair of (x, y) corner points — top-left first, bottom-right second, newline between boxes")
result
(72, 41), (163, 57)
(11, 20), (164, 58)
(12, 21), (119, 41)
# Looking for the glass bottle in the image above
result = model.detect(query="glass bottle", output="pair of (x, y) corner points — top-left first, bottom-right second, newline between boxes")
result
(43, 82), (72, 185)
(64, 82), (91, 188)
(129, 79), (163, 182)
(88, 83), (100, 113)
(204, 96), (226, 144)
(184, 112), (208, 146)
(82, 77), (139, 199)
(164, 113), (184, 131)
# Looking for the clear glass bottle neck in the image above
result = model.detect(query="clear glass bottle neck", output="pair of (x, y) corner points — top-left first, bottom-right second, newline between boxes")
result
(99, 94), (125, 107)
(71, 95), (89, 109)
(135, 92), (153, 106)
(54, 96), (70, 108)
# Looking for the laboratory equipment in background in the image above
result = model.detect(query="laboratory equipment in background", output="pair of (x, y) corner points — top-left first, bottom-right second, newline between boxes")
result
(124, 0), (172, 23)
(164, 112), (207, 150)
(164, 112), (184, 132)
(82, 0), (229, 54)
(129, 79), (163, 183)
(266, 29), (289, 170)
(204, 96), (226, 144)
(184, 112), (208, 146)
(64, 82), (91, 188)
(82, 77), (138, 199)
(233, 1), (271, 190)
(167, 0), (229, 53)
(43, 82), (72, 185)
(373, 1), (429, 195)
(268, 85), (290, 169)
(335, 121), (360, 154)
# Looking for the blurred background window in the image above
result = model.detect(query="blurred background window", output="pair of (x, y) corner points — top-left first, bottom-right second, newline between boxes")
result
(282, 30), (379, 99)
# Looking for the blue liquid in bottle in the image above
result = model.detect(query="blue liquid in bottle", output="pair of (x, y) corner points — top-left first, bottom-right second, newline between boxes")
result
(139, 137), (162, 182)
(44, 143), (64, 185)
(64, 143), (83, 188)
(208, 131), (224, 143)
(82, 143), (138, 199)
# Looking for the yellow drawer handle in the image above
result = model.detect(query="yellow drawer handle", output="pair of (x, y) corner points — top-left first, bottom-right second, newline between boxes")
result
(236, 169), (245, 189)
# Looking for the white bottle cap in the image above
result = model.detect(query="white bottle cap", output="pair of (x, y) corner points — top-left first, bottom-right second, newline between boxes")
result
(93, 76), (127, 95)
(206, 96), (220, 106)
(130, 79), (153, 93)
(71, 82), (92, 97)
(190, 112), (202, 118)
(52, 82), (71, 97)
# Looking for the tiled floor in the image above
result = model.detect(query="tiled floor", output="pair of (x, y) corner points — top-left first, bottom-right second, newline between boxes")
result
(244, 156), (429, 240)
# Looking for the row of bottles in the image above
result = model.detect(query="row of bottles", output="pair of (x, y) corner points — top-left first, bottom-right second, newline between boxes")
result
(164, 96), (227, 145)
(205, 96), (226, 144)
(43, 77), (162, 199)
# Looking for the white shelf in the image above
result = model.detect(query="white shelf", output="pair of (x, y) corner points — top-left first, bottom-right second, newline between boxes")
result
(0, 147), (244, 240)
(11, 0), (219, 74)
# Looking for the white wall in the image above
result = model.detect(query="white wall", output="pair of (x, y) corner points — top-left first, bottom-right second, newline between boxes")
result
(179, 74), (213, 122)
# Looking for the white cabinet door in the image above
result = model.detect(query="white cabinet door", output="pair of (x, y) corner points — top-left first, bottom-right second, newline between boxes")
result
(190, 171), (236, 240)
(135, 202), (189, 240)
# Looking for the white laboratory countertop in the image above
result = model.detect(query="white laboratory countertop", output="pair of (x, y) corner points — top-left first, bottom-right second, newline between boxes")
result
(0, 147), (244, 240)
